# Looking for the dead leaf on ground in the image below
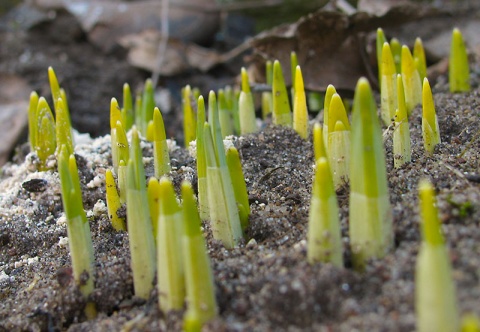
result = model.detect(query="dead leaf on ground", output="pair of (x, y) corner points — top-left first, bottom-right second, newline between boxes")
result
(0, 74), (30, 166)
(61, 0), (220, 52)
(249, 3), (441, 92)
(119, 29), (250, 76)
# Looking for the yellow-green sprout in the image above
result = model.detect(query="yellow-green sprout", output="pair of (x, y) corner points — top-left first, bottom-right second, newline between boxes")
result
(110, 97), (122, 173)
(322, 84), (337, 144)
(239, 67), (258, 135)
(290, 51), (298, 101)
(36, 97), (56, 171)
(147, 177), (160, 241)
(218, 89), (234, 138)
(327, 93), (350, 189)
(461, 313), (480, 332)
(27, 91), (39, 151)
(105, 169), (126, 231)
(196, 96), (209, 220)
(153, 107), (171, 177)
(422, 78), (441, 155)
(307, 157), (343, 267)
(57, 146), (96, 319)
(262, 60), (273, 119)
(376, 28), (387, 84)
(414, 38), (427, 81)
(48, 67), (72, 129)
(204, 120), (243, 248)
(115, 121), (129, 203)
(313, 122), (327, 162)
(182, 181), (218, 331)
(416, 179), (459, 332)
(137, 78), (155, 136)
(146, 119), (155, 142)
(390, 38), (402, 73)
(293, 66), (308, 139)
(272, 60), (292, 127)
(381, 42), (397, 126)
(393, 74), (411, 168)
(126, 127), (156, 299)
(349, 78), (393, 270)
(183, 85), (197, 147)
(207, 90), (244, 246)
(157, 177), (185, 312)
(122, 83), (134, 132)
(226, 147), (250, 231)
(401, 45), (422, 115)
(449, 27), (470, 93)
(55, 97), (74, 157)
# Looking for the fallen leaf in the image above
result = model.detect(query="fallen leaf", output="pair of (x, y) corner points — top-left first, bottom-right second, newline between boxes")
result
(119, 29), (250, 76)
(249, 3), (440, 92)
(0, 74), (30, 166)
(62, 0), (220, 52)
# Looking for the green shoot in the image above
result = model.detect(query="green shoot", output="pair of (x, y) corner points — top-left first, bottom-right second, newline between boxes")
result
(381, 42), (397, 126)
(349, 78), (392, 270)
(146, 119), (155, 142)
(416, 179), (459, 332)
(393, 74), (411, 168)
(226, 147), (250, 231)
(36, 97), (56, 171)
(27, 91), (39, 151)
(307, 92), (323, 113)
(323, 84), (337, 144)
(147, 177), (160, 242)
(290, 51), (298, 101)
(414, 38), (427, 81)
(327, 93), (350, 189)
(55, 97), (74, 157)
(461, 314), (480, 332)
(231, 87), (241, 135)
(376, 28), (387, 85)
(313, 122), (327, 162)
(48, 67), (72, 128)
(218, 89), (234, 138)
(137, 79), (155, 136)
(157, 177), (185, 312)
(48, 66), (61, 104)
(401, 45), (422, 115)
(182, 181), (218, 331)
(126, 127), (156, 299)
(110, 98), (122, 173)
(57, 145), (96, 319)
(293, 66), (308, 139)
(307, 157), (343, 267)
(261, 60), (273, 119)
(272, 60), (292, 127)
(204, 122), (243, 248)
(153, 107), (171, 177)
(115, 121), (129, 203)
(449, 27), (470, 93)
(196, 96), (209, 220)
(239, 67), (258, 134)
(183, 85), (197, 147)
(422, 78), (440, 155)
(390, 38), (402, 73)
(134, 93), (142, 131)
(105, 169), (126, 231)
(122, 83), (134, 132)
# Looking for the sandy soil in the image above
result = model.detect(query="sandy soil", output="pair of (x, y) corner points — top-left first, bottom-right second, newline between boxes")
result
(1, 3), (480, 332)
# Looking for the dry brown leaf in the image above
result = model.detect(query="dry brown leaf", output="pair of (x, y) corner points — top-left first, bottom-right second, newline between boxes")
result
(62, 0), (220, 52)
(0, 74), (30, 166)
(249, 3), (440, 92)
